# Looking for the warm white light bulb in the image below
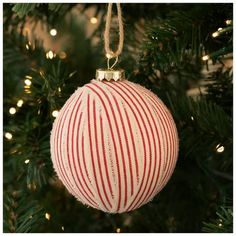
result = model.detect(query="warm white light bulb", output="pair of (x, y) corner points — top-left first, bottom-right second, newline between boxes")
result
(46, 50), (54, 59)
(25, 159), (30, 164)
(50, 28), (57, 36)
(202, 55), (209, 61)
(5, 132), (13, 140)
(226, 20), (232, 25)
(24, 79), (32, 86)
(217, 27), (223, 31)
(17, 99), (24, 107)
(90, 17), (98, 24)
(9, 107), (16, 115)
(52, 110), (59, 117)
(45, 212), (51, 220)
(216, 144), (225, 153)
(59, 51), (67, 59)
(212, 32), (219, 38)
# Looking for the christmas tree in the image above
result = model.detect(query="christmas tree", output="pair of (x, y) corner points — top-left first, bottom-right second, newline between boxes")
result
(3, 3), (233, 233)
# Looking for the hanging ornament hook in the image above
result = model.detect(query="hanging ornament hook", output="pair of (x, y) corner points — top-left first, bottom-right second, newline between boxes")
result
(107, 56), (119, 70)
(96, 3), (125, 81)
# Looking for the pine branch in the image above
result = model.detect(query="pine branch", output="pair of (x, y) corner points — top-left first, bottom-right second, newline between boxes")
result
(4, 191), (45, 233)
(11, 3), (77, 20)
(12, 3), (40, 18)
(205, 67), (232, 115)
(202, 205), (233, 233)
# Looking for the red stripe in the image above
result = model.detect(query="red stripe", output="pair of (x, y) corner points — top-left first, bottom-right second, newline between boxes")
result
(93, 99), (113, 209)
(149, 96), (176, 189)
(103, 81), (147, 209)
(143, 89), (178, 193)
(125, 82), (165, 208)
(159, 107), (177, 189)
(53, 98), (70, 186)
(104, 82), (140, 186)
(59, 94), (82, 188)
(131, 87), (171, 207)
(87, 94), (109, 211)
(100, 115), (114, 200)
(54, 93), (80, 197)
(86, 84), (121, 211)
(123, 103), (139, 185)
(113, 94), (134, 197)
(121, 81), (160, 211)
(53, 93), (76, 186)
(70, 97), (97, 206)
(140, 90), (171, 202)
(59, 92), (97, 206)
(103, 82), (134, 196)
(142, 90), (174, 187)
(88, 83), (128, 211)
(70, 102), (97, 206)
(114, 81), (152, 212)
(142, 92), (174, 193)
(106, 81), (151, 212)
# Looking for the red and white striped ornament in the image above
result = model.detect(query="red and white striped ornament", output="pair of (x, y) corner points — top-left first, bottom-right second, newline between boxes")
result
(50, 76), (179, 213)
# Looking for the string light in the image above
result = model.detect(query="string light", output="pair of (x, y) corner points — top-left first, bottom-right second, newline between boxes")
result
(202, 55), (210, 61)
(24, 87), (31, 94)
(39, 69), (44, 77)
(52, 110), (59, 117)
(226, 19), (232, 25)
(24, 79), (32, 86)
(218, 27), (223, 31)
(116, 228), (121, 233)
(58, 87), (61, 92)
(216, 144), (225, 153)
(17, 99), (24, 107)
(5, 132), (13, 140)
(59, 51), (67, 59)
(61, 226), (64, 231)
(191, 116), (194, 121)
(27, 183), (37, 191)
(24, 159), (30, 164)
(45, 212), (51, 220)
(212, 32), (219, 38)
(50, 28), (57, 36)
(218, 223), (223, 227)
(90, 17), (98, 24)
(69, 71), (77, 78)
(25, 42), (32, 50)
(9, 107), (16, 115)
(46, 50), (54, 59)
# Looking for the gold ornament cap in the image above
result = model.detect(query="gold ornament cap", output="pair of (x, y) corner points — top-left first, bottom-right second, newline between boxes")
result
(96, 69), (125, 82)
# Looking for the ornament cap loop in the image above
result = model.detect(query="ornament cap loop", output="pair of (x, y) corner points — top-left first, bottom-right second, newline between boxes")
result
(96, 69), (125, 82)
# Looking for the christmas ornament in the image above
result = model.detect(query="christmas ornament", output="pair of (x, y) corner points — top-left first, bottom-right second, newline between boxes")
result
(50, 3), (179, 213)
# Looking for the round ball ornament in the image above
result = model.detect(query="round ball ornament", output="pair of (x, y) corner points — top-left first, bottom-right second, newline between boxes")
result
(50, 69), (179, 213)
